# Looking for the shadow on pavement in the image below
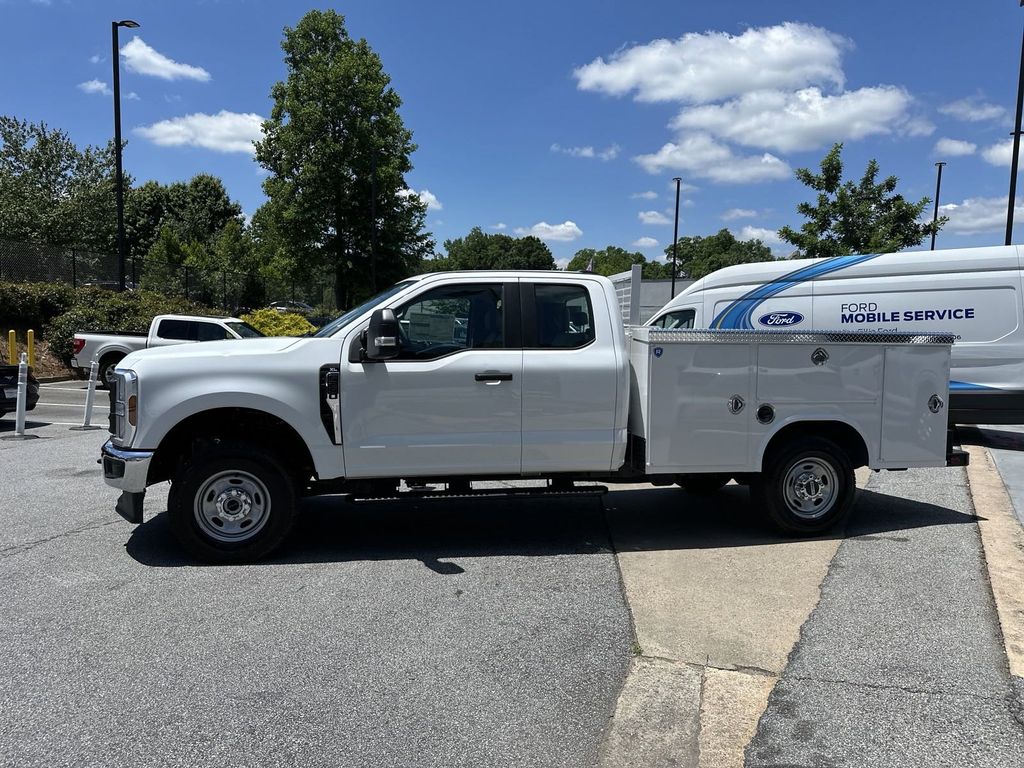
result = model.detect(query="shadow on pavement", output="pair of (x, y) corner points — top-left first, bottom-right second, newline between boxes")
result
(0, 419), (51, 432)
(957, 425), (1024, 452)
(125, 482), (977, 568)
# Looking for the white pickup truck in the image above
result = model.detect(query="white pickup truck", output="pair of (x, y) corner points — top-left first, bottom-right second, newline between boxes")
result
(99, 271), (965, 563)
(72, 314), (263, 387)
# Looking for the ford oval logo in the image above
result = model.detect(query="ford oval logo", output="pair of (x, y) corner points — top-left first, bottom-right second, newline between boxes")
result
(758, 311), (804, 327)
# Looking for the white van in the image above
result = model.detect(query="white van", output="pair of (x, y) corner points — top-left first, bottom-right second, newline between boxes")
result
(648, 244), (1024, 424)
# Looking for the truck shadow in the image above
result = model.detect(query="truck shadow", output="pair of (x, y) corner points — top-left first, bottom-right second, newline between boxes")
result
(124, 484), (977, 568)
(957, 425), (1024, 452)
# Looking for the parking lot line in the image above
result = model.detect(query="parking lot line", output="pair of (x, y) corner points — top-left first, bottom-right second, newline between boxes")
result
(38, 386), (90, 392)
(37, 403), (109, 410)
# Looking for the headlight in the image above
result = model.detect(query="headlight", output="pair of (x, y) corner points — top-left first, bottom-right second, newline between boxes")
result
(111, 370), (138, 446)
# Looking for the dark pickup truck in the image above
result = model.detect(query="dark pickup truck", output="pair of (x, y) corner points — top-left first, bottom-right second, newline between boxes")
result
(0, 365), (40, 418)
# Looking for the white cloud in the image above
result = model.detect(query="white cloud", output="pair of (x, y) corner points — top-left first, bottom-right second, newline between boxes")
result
(551, 142), (620, 161)
(638, 210), (671, 225)
(735, 225), (789, 256)
(671, 86), (924, 153)
(397, 188), (443, 211)
(722, 208), (758, 221)
(939, 97), (1006, 123)
(632, 237), (659, 248)
(934, 138), (977, 157)
(631, 191), (659, 200)
(89, 54), (102, 65)
(635, 133), (790, 183)
(551, 143), (594, 158)
(574, 22), (847, 104)
(938, 196), (1024, 234)
(134, 110), (263, 153)
(78, 79), (111, 96)
(514, 221), (583, 241)
(490, 222), (507, 230)
(982, 139), (1024, 167)
(120, 37), (211, 82)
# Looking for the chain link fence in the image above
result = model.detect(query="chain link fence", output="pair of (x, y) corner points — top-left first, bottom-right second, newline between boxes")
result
(0, 239), (337, 318)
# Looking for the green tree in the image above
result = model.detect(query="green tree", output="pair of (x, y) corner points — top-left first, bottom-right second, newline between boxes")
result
(429, 227), (555, 271)
(254, 9), (433, 308)
(0, 116), (119, 253)
(566, 245), (644, 276)
(779, 143), (945, 259)
(662, 229), (773, 280)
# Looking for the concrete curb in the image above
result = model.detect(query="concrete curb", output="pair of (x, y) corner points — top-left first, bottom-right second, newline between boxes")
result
(965, 445), (1024, 680)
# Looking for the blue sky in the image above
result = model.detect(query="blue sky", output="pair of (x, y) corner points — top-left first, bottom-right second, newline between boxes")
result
(4, 0), (1024, 265)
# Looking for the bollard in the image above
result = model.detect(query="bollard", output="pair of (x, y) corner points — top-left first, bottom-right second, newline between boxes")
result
(2, 352), (38, 441)
(6, 330), (13, 365)
(27, 329), (34, 369)
(70, 358), (102, 431)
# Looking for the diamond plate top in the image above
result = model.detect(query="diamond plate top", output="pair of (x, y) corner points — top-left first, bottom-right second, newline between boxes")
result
(631, 327), (956, 345)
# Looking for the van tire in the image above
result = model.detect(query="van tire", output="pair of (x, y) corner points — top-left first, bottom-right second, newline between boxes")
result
(677, 473), (731, 494)
(752, 437), (855, 536)
(168, 444), (297, 563)
(98, 353), (124, 390)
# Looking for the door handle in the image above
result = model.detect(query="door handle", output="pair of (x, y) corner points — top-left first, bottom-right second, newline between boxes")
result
(475, 371), (513, 382)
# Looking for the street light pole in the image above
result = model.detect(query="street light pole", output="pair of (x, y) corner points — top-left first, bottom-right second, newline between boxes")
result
(931, 162), (946, 251)
(671, 177), (681, 296)
(1006, 2), (1024, 246)
(111, 19), (139, 292)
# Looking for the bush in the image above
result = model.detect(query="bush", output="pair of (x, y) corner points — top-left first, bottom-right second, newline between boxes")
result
(0, 282), (77, 331)
(240, 308), (316, 337)
(48, 289), (217, 359)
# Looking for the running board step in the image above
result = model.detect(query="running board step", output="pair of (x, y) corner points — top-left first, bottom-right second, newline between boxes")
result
(350, 485), (608, 503)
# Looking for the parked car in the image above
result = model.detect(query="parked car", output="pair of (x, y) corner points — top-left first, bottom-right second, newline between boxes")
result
(72, 314), (263, 388)
(649, 243), (1024, 425)
(268, 300), (314, 316)
(0, 364), (40, 418)
(99, 271), (962, 563)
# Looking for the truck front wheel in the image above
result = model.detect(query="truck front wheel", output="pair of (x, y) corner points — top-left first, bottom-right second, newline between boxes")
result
(98, 353), (124, 389)
(168, 445), (297, 563)
(752, 437), (855, 536)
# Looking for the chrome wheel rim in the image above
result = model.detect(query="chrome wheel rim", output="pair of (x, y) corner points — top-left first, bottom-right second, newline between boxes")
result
(103, 365), (117, 386)
(194, 470), (271, 543)
(782, 457), (838, 520)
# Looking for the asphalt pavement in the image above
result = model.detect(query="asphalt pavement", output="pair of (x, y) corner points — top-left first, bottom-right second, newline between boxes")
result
(746, 466), (1024, 768)
(0, 418), (633, 768)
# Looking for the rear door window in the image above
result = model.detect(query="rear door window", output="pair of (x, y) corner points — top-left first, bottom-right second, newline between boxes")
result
(157, 319), (190, 340)
(531, 284), (595, 349)
(194, 322), (231, 342)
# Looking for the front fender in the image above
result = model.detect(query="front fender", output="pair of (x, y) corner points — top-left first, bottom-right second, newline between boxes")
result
(132, 374), (341, 480)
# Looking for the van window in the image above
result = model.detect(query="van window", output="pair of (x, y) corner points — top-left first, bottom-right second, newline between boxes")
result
(653, 309), (695, 329)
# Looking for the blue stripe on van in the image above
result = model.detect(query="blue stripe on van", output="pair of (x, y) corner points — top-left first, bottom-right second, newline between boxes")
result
(710, 252), (884, 330)
(949, 381), (999, 391)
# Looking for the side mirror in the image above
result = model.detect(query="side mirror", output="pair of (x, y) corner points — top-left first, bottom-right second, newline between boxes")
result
(363, 308), (400, 361)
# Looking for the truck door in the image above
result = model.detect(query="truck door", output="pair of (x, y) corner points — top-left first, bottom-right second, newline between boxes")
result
(340, 280), (523, 478)
(520, 280), (620, 473)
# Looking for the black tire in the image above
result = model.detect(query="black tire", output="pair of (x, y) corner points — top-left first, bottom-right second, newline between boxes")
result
(752, 436), (855, 536)
(677, 473), (731, 494)
(168, 444), (297, 563)
(97, 354), (124, 390)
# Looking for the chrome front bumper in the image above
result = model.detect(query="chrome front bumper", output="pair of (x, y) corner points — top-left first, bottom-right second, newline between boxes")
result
(101, 439), (153, 494)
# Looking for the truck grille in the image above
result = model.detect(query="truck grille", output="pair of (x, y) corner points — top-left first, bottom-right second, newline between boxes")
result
(109, 374), (124, 439)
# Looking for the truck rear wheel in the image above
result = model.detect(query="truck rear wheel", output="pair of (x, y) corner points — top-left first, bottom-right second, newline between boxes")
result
(98, 354), (124, 390)
(752, 437), (855, 536)
(168, 445), (297, 563)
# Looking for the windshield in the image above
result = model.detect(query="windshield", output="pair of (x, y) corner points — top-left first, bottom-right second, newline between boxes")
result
(226, 322), (264, 338)
(312, 280), (418, 338)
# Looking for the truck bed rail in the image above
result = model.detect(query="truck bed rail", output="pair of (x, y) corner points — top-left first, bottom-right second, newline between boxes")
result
(633, 328), (957, 345)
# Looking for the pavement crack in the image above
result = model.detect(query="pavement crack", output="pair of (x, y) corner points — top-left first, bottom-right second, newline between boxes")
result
(785, 673), (1010, 703)
(0, 518), (123, 559)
